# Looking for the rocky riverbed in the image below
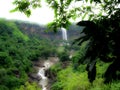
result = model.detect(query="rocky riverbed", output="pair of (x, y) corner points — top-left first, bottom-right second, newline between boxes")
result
(28, 57), (59, 90)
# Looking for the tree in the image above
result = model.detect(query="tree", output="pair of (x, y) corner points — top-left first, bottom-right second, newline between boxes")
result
(12, 0), (120, 83)
(75, 10), (120, 83)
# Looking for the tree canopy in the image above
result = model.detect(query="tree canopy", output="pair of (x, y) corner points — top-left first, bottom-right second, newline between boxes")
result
(12, 0), (120, 83)
(12, 0), (120, 29)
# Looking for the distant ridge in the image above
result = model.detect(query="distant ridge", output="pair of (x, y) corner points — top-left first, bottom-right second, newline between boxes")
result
(14, 21), (83, 41)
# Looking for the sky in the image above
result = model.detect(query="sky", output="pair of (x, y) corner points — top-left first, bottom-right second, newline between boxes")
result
(0, 0), (54, 25)
(0, 0), (111, 25)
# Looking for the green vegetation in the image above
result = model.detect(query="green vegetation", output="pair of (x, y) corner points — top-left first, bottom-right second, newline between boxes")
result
(15, 82), (41, 90)
(0, 18), (57, 90)
(57, 46), (70, 62)
(50, 61), (120, 90)
(12, 0), (120, 83)
(0, 19), (29, 41)
(49, 40), (120, 90)
(1, 0), (120, 89)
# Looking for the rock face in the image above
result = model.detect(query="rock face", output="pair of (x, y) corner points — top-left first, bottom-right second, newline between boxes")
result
(28, 60), (45, 83)
(29, 73), (41, 82)
(45, 69), (55, 79)
(15, 21), (83, 41)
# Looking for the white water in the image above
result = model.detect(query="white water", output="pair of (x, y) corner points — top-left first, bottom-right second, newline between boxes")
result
(61, 28), (67, 41)
(38, 67), (48, 90)
(37, 58), (59, 90)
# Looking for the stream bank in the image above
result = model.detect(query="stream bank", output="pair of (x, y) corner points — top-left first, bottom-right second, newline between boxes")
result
(29, 57), (59, 90)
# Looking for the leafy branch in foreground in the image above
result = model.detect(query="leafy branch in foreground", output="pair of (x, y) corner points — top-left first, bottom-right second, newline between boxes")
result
(11, 0), (108, 30)
(11, 0), (41, 17)
(74, 9), (120, 83)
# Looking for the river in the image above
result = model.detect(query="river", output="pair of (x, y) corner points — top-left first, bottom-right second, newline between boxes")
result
(37, 57), (59, 90)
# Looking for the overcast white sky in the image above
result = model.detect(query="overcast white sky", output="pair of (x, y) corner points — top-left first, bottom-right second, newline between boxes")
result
(0, 0), (54, 25)
(0, 0), (109, 25)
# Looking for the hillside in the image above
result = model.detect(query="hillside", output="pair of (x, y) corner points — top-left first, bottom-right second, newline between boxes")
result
(0, 18), (58, 90)
(14, 21), (83, 42)
(0, 19), (29, 41)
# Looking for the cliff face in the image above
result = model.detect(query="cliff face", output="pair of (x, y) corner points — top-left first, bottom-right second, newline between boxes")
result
(15, 21), (83, 41)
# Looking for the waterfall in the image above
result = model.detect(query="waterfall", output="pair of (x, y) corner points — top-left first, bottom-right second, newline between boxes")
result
(61, 28), (67, 41)
(38, 66), (48, 90)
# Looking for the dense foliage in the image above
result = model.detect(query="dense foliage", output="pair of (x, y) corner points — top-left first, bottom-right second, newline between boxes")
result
(10, 0), (120, 86)
(74, 4), (120, 83)
(50, 60), (120, 90)
(0, 19), (57, 89)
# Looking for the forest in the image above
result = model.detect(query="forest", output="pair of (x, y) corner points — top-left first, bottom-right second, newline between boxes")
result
(0, 18), (58, 90)
(0, 0), (120, 90)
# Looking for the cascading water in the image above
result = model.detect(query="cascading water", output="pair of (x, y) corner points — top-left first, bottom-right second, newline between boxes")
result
(37, 58), (59, 90)
(61, 28), (67, 41)
(38, 67), (48, 90)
